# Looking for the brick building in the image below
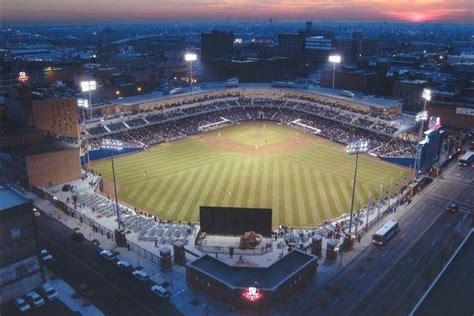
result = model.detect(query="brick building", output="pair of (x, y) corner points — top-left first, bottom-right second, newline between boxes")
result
(0, 186), (43, 303)
(1, 143), (81, 189)
(32, 97), (79, 137)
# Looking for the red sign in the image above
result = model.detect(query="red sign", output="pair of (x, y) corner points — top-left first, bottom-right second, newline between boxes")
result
(18, 72), (29, 83)
(242, 287), (263, 302)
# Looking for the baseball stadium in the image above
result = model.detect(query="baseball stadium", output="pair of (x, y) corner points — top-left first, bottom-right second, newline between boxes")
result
(84, 85), (416, 228)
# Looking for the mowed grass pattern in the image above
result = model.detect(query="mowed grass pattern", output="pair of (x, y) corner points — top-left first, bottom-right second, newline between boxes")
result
(92, 123), (409, 227)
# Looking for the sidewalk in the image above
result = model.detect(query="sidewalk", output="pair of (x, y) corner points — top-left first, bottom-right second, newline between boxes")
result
(44, 270), (104, 316)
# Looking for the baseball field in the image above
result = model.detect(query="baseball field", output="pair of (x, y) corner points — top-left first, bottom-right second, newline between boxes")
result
(92, 122), (409, 227)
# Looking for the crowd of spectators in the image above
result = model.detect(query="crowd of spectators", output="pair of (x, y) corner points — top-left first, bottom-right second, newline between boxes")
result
(88, 104), (416, 157)
(83, 92), (419, 158)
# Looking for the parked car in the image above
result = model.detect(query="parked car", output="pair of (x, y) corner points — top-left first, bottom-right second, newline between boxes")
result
(71, 232), (85, 242)
(26, 291), (45, 307)
(99, 250), (115, 260)
(446, 203), (459, 213)
(33, 207), (41, 217)
(150, 285), (170, 298)
(13, 297), (31, 312)
(116, 260), (133, 272)
(40, 283), (58, 301)
(40, 249), (53, 264)
(132, 270), (150, 281)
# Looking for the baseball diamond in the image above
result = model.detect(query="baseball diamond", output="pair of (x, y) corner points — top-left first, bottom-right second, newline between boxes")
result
(92, 122), (409, 227)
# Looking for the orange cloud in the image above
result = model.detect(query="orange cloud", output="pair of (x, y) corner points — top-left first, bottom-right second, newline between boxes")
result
(2, 0), (473, 23)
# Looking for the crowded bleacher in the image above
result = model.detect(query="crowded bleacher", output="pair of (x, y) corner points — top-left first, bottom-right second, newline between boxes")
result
(83, 94), (417, 158)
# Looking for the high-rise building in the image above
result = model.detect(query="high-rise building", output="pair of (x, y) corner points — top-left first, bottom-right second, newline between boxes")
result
(352, 31), (379, 61)
(5, 86), (79, 137)
(393, 79), (427, 112)
(204, 57), (296, 82)
(335, 38), (353, 62)
(0, 186), (43, 303)
(201, 31), (234, 61)
(32, 97), (79, 138)
(304, 36), (334, 62)
(278, 33), (305, 57)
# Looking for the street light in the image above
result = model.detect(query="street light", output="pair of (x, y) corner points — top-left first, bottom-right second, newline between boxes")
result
(328, 55), (341, 94)
(184, 52), (197, 92)
(346, 139), (369, 238)
(101, 138), (123, 229)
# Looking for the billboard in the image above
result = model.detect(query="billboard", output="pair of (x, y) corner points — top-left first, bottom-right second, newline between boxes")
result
(200, 206), (272, 237)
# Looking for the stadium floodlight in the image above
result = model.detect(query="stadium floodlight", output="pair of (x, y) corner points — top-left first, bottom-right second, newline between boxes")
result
(422, 88), (431, 102)
(80, 80), (97, 172)
(184, 53), (197, 62)
(80, 80), (97, 92)
(346, 139), (369, 155)
(329, 55), (341, 63)
(328, 55), (341, 94)
(415, 111), (428, 122)
(184, 52), (197, 92)
(346, 139), (369, 241)
(77, 98), (89, 108)
(101, 138), (124, 230)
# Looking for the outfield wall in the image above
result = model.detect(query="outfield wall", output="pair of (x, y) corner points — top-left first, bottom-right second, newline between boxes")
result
(379, 156), (415, 168)
(81, 147), (144, 164)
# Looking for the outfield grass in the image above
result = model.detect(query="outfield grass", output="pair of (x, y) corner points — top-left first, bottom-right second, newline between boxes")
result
(92, 122), (409, 227)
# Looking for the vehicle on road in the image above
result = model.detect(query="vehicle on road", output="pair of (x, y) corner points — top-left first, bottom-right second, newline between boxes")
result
(150, 285), (170, 298)
(446, 203), (459, 213)
(33, 207), (41, 217)
(99, 250), (115, 260)
(13, 297), (31, 312)
(40, 283), (59, 301)
(40, 249), (53, 264)
(71, 232), (85, 242)
(26, 291), (46, 307)
(132, 270), (150, 281)
(372, 220), (399, 246)
(116, 260), (133, 272)
(458, 151), (474, 167)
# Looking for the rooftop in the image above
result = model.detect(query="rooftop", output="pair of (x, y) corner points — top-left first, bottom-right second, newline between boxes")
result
(188, 250), (316, 289)
(0, 186), (29, 211)
(108, 83), (401, 109)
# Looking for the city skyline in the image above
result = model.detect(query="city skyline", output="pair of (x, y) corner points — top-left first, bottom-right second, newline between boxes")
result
(2, 0), (473, 24)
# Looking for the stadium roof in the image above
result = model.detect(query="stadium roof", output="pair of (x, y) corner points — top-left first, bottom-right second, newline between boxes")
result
(109, 83), (401, 109)
(0, 186), (29, 211)
(188, 250), (316, 290)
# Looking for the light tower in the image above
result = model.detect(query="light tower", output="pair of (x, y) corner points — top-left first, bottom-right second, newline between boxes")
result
(413, 88), (431, 178)
(346, 139), (369, 237)
(184, 53), (197, 92)
(80, 80), (97, 172)
(328, 55), (341, 94)
(101, 138), (123, 230)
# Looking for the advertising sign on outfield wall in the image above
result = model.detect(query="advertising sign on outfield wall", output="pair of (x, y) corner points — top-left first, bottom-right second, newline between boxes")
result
(456, 107), (474, 116)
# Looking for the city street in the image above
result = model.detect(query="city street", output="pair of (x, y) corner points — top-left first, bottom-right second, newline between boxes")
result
(295, 164), (473, 316)
(35, 209), (181, 316)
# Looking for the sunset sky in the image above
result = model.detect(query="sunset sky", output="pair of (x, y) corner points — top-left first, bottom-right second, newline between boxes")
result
(2, 0), (473, 24)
